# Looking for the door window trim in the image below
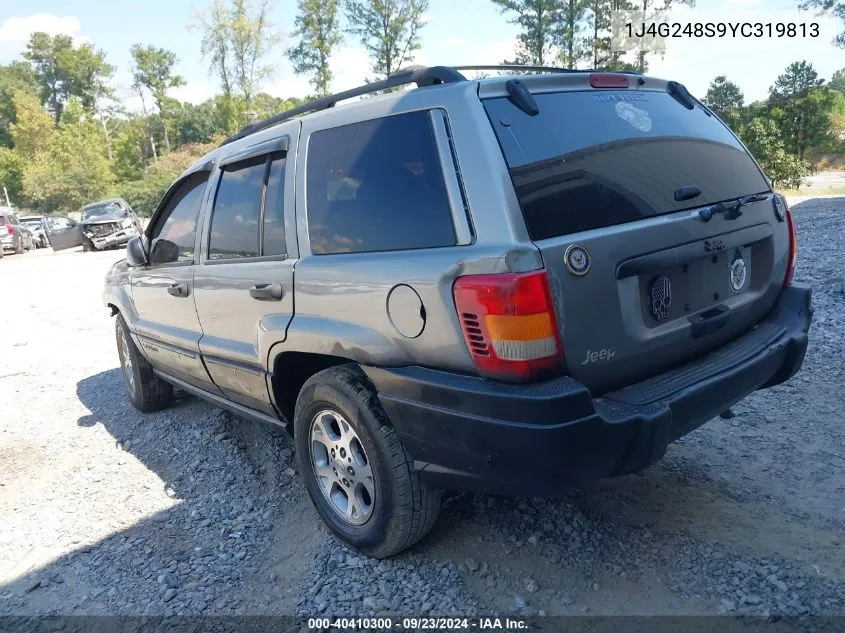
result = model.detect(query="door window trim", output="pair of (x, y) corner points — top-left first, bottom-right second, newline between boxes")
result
(203, 147), (289, 266)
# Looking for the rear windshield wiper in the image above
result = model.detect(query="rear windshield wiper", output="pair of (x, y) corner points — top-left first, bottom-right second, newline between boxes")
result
(698, 193), (769, 222)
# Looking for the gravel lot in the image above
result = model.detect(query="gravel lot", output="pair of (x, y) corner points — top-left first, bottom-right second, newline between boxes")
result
(1, 197), (843, 619)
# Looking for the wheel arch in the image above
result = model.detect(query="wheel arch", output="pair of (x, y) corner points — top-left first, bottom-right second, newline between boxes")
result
(269, 351), (357, 432)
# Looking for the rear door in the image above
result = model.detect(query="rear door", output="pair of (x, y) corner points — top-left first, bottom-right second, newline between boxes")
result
(46, 216), (83, 251)
(193, 135), (297, 415)
(483, 86), (789, 394)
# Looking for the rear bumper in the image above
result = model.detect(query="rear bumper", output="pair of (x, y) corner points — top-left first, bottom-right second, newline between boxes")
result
(0, 235), (14, 250)
(363, 283), (812, 496)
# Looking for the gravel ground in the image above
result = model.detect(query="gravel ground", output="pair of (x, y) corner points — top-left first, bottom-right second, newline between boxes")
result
(0, 196), (843, 619)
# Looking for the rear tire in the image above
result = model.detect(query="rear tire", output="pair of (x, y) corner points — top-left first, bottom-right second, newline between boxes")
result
(115, 315), (173, 413)
(294, 364), (441, 558)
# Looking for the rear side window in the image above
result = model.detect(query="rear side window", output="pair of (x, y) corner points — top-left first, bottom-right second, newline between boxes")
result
(209, 157), (265, 259)
(306, 111), (456, 255)
(150, 172), (209, 265)
(483, 90), (771, 240)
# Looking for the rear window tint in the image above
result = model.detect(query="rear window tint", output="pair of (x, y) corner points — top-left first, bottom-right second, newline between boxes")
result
(484, 90), (770, 240)
(0, 216), (5, 226)
(306, 111), (456, 255)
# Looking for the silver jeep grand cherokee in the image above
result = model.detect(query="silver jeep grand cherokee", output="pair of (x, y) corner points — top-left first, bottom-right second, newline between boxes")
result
(103, 65), (812, 558)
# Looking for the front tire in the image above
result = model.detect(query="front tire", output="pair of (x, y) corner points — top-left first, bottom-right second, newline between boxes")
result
(115, 315), (173, 413)
(294, 365), (441, 558)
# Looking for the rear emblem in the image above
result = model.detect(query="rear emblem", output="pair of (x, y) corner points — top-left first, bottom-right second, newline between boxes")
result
(730, 253), (747, 292)
(649, 275), (672, 321)
(564, 245), (591, 276)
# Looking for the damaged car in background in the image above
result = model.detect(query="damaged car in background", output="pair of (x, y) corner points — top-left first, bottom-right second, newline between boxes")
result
(79, 199), (143, 251)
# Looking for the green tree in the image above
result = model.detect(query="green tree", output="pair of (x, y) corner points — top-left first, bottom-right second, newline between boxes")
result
(800, 0), (845, 47)
(830, 67), (845, 94)
(129, 45), (185, 152)
(345, 0), (430, 79)
(740, 117), (812, 189)
(197, 0), (281, 128)
(558, 0), (589, 68)
(585, 0), (635, 69)
(492, 0), (560, 66)
(0, 147), (25, 203)
(230, 0), (280, 120)
(703, 75), (744, 129)
(13, 98), (114, 212)
(828, 90), (845, 142)
(112, 118), (150, 180)
(769, 60), (835, 158)
(174, 100), (222, 145)
(287, 0), (343, 97)
(633, 0), (694, 72)
(23, 32), (113, 124)
(0, 62), (39, 148)
(9, 91), (55, 160)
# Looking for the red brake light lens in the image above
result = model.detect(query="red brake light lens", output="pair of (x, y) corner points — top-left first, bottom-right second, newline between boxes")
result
(784, 206), (798, 287)
(453, 270), (563, 382)
(589, 73), (630, 89)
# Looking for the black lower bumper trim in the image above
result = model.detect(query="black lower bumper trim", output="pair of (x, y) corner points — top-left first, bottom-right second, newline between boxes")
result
(363, 284), (812, 497)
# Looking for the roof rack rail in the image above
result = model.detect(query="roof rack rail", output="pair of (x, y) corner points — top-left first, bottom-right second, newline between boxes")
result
(219, 65), (467, 146)
(219, 64), (646, 146)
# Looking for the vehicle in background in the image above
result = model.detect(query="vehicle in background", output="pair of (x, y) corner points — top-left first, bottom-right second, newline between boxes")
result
(79, 199), (142, 251)
(19, 215), (50, 248)
(0, 210), (34, 255)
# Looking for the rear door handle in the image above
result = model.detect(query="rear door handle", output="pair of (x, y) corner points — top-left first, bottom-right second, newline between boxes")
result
(249, 283), (283, 301)
(167, 282), (190, 298)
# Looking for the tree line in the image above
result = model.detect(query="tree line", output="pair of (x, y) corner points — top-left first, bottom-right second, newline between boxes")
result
(0, 0), (843, 216)
(704, 63), (845, 188)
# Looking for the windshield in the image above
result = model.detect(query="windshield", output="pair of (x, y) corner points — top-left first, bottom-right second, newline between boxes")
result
(483, 90), (771, 240)
(82, 203), (125, 220)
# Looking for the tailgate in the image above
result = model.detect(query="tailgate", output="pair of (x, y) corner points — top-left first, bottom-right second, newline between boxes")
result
(482, 85), (791, 393)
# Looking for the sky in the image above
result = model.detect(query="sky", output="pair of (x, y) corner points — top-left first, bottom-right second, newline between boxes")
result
(0, 0), (842, 112)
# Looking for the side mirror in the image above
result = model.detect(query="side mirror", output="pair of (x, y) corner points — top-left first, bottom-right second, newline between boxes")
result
(126, 236), (149, 267)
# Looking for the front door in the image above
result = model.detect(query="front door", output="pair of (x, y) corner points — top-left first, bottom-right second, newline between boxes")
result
(193, 145), (296, 415)
(46, 216), (83, 251)
(130, 171), (220, 392)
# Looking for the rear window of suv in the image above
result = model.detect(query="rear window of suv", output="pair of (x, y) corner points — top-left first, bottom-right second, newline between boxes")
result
(483, 90), (771, 240)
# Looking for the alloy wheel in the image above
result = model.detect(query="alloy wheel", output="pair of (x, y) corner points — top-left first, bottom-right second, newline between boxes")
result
(309, 409), (375, 526)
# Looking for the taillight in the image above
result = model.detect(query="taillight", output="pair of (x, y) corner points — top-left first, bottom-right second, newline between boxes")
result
(453, 270), (563, 382)
(589, 73), (630, 89)
(784, 206), (798, 286)
(5, 224), (13, 234)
